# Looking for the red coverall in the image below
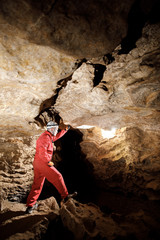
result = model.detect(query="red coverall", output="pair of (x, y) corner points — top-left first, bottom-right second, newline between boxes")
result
(26, 129), (68, 207)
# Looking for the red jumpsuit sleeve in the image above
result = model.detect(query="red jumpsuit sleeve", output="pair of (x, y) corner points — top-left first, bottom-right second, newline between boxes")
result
(37, 134), (51, 163)
(53, 129), (67, 142)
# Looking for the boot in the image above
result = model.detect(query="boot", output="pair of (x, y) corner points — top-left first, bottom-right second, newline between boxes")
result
(61, 191), (78, 205)
(26, 202), (38, 214)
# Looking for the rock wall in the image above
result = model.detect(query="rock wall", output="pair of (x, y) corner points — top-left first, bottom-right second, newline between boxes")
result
(80, 126), (160, 200)
(0, 136), (36, 202)
(0, 16), (77, 132)
(55, 23), (160, 131)
(0, 0), (136, 57)
(0, 21), (159, 203)
(60, 198), (160, 240)
(54, 23), (160, 201)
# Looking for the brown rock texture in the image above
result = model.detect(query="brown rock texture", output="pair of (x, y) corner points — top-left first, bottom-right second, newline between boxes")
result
(0, 136), (36, 202)
(0, 0), (136, 57)
(80, 126), (160, 200)
(0, 0), (160, 239)
(60, 198), (160, 240)
(55, 23), (160, 131)
(0, 15), (77, 133)
(0, 197), (59, 240)
(60, 199), (124, 239)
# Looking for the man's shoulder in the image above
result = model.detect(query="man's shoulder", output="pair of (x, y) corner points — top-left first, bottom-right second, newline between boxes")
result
(38, 131), (51, 140)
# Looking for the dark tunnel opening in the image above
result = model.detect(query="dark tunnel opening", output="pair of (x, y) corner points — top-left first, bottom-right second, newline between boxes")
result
(39, 128), (98, 205)
(93, 64), (106, 87)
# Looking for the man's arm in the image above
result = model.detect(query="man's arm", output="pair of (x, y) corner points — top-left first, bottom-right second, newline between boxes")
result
(53, 125), (70, 142)
(37, 135), (51, 163)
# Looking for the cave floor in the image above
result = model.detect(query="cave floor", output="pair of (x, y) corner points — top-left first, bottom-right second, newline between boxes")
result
(0, 191), (160, 240)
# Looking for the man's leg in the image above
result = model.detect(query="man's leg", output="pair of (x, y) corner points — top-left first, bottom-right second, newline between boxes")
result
(26, 168), (45, 207)
(43, 165), (68, 199)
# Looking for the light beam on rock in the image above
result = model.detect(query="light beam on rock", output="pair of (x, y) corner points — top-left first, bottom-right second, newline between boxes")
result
(77, 125), (94, 129)
(101, 128), (116, 139)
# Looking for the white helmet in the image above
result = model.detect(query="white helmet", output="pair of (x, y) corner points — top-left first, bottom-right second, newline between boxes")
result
(47, 121), (58, 129)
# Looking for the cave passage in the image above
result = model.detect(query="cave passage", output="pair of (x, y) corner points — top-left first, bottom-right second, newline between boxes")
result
(4, 127), (160, 240)
(39, 128), (98, 204)
(51, 129), (160, 240)
(39, 129), (160, 225)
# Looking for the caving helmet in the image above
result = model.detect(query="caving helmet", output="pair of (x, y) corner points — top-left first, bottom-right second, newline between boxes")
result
(47, 121), (58, 129)
(47, 121), (59, 136)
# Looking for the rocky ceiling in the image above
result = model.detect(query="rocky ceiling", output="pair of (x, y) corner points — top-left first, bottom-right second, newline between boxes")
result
(0, 0), (160, 239)
(0, 0), (159, 134)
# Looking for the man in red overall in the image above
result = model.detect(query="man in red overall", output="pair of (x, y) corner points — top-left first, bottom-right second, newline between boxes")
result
(26, 121), (77, 214)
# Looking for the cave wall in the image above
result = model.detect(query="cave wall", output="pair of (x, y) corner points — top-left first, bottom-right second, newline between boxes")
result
(0, 136), (36, 202)
(0, 1), (160, 239)
(55, 23), (160, 131)
(0, 0), (136, 57)
(54, 22), (160, 200)
(80, 127), (160, 200)
(0, 0), (160, 205)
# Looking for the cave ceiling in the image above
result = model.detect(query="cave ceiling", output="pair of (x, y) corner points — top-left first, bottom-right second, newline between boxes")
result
(0, 0), (160, 136)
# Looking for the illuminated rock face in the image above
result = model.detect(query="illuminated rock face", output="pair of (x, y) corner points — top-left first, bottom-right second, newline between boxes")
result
(80, 126), (160, 200)
(0, 20), (77, 136)
(54, 23), (160, 201)
(55, 23), (160, 131)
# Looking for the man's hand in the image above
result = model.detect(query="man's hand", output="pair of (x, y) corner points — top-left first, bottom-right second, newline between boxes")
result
(48, 161), (54, 167)
(53, 144), (56, 151)
(65, 125), (70, 131)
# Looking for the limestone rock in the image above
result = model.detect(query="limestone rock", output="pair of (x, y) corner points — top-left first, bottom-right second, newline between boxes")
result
(0, 0), (136, 58)
(55, 23), (160, 131)
(60, 199), (125, 240)
(80, 126), (160, 200)
(0, 197), (59, 240)
(0, 6), (77, 135)
(0, 1), (160, 238)
(60, 198), (160, 240)
(0, 136), (36, 202)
